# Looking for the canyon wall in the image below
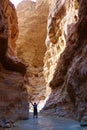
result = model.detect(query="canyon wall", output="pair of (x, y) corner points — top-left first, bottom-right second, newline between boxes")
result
(0, 0), (29, 121)
(16, 0), (51, 102)
(42, 0), (87, 121)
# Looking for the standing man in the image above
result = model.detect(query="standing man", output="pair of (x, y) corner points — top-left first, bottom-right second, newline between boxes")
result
(30, 101), (40, 118)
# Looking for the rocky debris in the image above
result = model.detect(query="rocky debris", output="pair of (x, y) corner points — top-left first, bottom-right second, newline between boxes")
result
(0, 119), (15, 129)
(80, 123), (87, 127)
(80, 123), (87, 130)
(42, 0), (87, 121)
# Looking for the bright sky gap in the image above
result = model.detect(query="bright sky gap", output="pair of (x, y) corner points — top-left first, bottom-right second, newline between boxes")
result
(10, 0), (36, 7)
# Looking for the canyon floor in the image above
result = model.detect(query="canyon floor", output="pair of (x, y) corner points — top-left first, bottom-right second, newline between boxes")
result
(8, 113), (87, 130)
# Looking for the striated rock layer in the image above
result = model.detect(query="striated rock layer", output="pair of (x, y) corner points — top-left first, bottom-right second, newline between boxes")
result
(42, 0), (87, 121)
(0, 0), (29, 121)
(16, 0), (51, 102)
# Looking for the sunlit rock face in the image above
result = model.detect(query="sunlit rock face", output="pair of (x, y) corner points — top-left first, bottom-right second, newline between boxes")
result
(0, 0), (29, 121)
(16, 0), (50, 102)
(42, 0), (87, 121)
(44, 0), (78, 94)
(5, 0), (18, 55)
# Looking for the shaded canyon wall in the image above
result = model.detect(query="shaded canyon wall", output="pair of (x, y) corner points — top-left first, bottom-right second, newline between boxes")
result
(0, 0), (29, 121)
(42, 0), (87, 121)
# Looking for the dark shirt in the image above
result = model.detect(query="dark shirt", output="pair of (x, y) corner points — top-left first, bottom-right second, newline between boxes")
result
(33, 104), (37, 110)
(33, 104), (38, 115)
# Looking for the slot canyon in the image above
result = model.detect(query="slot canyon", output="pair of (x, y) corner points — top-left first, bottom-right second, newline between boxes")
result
(0, 0), (87, 129)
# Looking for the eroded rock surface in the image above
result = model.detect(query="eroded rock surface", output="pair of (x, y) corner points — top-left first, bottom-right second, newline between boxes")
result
(42, 0), (87, 121)
(0, 64), (29, 121)
(16, 0), (50, 102)
(0, 0), (29, 121)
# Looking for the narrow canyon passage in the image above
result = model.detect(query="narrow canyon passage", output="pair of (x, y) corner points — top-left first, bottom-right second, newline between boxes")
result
(15, 0), (50, 111)
(0, 0), (87, 129)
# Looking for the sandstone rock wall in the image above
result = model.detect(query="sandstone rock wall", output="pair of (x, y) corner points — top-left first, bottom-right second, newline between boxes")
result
(0, 0), (29, 121)
(0, 64), (29, 121)
(16, 0), (49, 67)
(42, 0), (87, 121)
(44, 0), (78, 93)
(4, 0), (19, 55)
(16, 0), (50, 102)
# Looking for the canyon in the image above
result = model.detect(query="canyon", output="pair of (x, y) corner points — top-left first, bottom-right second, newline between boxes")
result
(0, 0), (87, 124)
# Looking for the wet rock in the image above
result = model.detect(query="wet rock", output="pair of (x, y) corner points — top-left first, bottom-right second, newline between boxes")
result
(0, 119), (11, 128)
(81, 116), (87, 122)
(80, 123), (87, 127)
